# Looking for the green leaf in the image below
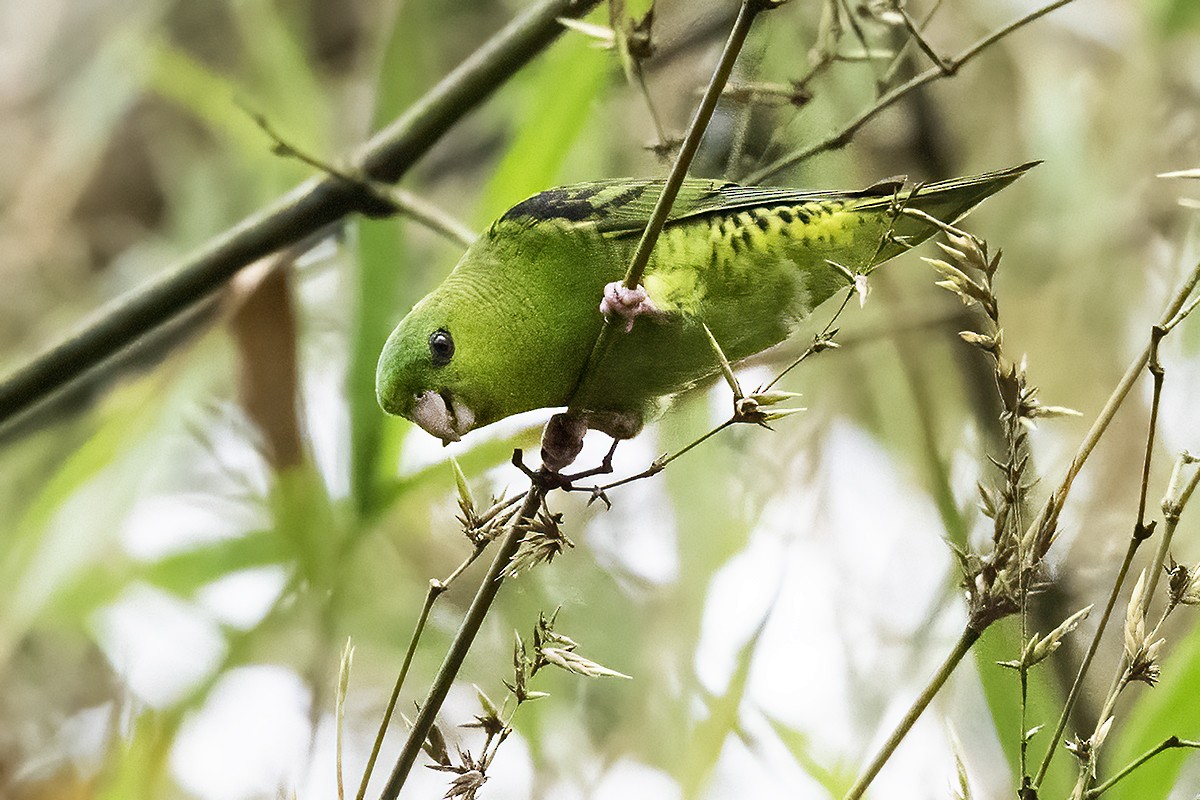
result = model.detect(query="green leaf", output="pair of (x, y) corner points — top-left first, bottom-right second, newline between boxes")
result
(765, 715), (853, 797)
(679, 599), (773, 798)
(476, 32), (612, 222)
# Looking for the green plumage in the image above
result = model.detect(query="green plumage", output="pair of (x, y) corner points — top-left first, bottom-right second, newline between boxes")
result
(376, 164), (1035, 445)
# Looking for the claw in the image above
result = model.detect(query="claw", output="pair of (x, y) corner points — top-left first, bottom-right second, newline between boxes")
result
(600, 282), (661, 333)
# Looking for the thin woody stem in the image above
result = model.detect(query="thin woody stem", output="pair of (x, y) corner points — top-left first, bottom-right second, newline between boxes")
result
(1032, 536), (1140, 789)
(251, 111), (477, 247)
(378, 487), (544, 800)
(761, 289), (851, 392)
(745, 0), (1081, 183)
(1084, 737), (1200, 798)
(569, 0), (772, 407)
(356, 583), (441, 800)
(619, 0), (768, 293)
(881, 0), (947, 85)
(593, 420), (736, 494)
(1143, 461), (1200, 610)
(843, 627), (981, 799)
(355, 491), (525, 799)
(1033, 260), (1200, 787)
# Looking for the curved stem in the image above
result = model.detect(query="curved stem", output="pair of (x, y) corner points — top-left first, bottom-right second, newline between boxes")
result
(1084, 737), (1200, 798)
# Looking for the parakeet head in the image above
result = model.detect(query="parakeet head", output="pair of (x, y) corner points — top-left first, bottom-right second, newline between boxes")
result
(375, 286), (484, 444)
(375, 232), (597, 444)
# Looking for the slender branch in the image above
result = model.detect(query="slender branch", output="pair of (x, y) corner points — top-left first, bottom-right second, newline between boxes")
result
(569, 0), (774, 407)
(1022, 261), (1200, 564)
(1031, 336), (1165, 789)
(355, 582), (440, 800)
(0, 0), (602, 429)
(744, 0), (1080, 183)
(1143, 457), (1200, 608)
(380, 188), (478, 249)
(620, 0), (768, 292)
(843, 627), (981, 800)
(881, 0), (947, 86)
(356, 491), (526, 799)
(895, 3), (950, 73)
(1084, 737), (1200, 798)
(251, 111), (478, 248)
(761, 290), (850, 392)
(1133, 325), (1166, 541)
(1032, 536), (1140, 788)
(1032, 260), (1200, 786)
(568, 419), (735, 498)
(378, 486), (543, 800)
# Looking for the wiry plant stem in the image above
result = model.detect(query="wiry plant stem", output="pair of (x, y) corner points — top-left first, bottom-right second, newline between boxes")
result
(378, 487), (543, 800)
(1033, 260), (1200, 788)
(1031, 536), (1140, 790)
(1142, 459), (1200, 611)
(745, 0), (1081, 182)
(356, 583), (439, 800)
(1083, 737), (1200, 798)
(844, 627), (981, 800)
(618, 0), (768, 292)
(250, 111), (478, 248)
(571, 0), (774, 405)
(356, 489), (527, 799)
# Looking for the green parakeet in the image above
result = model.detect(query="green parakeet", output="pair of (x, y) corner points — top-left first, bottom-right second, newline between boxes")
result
(376, 163), (1034, 467)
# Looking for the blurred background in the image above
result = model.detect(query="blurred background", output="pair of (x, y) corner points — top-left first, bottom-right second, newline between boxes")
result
(2, 0), (1200, 798)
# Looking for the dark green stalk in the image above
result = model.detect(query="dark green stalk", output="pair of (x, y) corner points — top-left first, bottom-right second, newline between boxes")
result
(843, 626), (981, 800)
(570, 0), (773, 404)
(378, 487), (543, 800)
(0, 0), (602, 428)
(618, 0), (769, 293)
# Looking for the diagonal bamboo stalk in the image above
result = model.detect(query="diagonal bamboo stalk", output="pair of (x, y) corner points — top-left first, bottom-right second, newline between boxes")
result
(0, 0), (602, 429)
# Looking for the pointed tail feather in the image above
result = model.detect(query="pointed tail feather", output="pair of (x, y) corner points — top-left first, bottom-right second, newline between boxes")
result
(907, 160), (1040, 221)
(864, 161), (1039, 265)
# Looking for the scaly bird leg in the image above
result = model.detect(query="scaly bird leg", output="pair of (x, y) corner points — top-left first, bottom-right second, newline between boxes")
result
(540, 413), (589, 473)
(600, 282), (662, 333)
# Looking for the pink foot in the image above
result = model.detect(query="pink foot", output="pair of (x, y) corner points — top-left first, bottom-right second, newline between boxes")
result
(600, 282), (660, 333)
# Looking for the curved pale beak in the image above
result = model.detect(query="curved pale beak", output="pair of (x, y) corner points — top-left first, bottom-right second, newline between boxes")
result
(410, 390), (476, 444)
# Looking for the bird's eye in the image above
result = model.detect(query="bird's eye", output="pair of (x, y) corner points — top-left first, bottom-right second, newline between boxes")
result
(429, 328), (454, 366)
